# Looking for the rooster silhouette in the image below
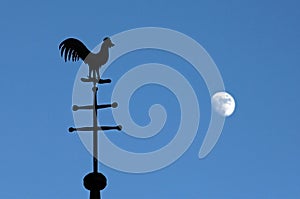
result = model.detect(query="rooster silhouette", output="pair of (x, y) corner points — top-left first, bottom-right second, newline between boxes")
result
(59, 37), (114, 80)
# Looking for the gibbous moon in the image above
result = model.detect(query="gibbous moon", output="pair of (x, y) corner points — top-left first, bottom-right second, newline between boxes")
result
(212, 92), (235, 117)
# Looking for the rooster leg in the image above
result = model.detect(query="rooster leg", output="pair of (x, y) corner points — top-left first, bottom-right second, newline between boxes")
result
(96, 69), (100, 80)
(88, 67), (92, 79)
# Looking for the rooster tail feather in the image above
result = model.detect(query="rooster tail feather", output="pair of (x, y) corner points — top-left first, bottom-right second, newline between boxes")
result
(59, 38), (91, 62)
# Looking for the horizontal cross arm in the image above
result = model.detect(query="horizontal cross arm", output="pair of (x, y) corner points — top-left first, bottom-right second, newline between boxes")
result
(69, 125), (122, 133)
(72, 102), (117, 111)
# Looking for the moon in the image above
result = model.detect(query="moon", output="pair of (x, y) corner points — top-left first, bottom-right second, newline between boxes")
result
(212, 92), (235, 117)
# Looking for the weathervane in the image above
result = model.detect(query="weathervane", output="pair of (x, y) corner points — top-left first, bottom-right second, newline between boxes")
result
(59, 37), (121, 199)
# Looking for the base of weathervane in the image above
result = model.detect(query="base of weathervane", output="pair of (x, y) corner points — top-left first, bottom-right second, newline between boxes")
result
(83, 172), (107, 199)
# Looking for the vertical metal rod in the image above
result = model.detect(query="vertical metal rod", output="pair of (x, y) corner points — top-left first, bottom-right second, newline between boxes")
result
(93, 84), (98, 173)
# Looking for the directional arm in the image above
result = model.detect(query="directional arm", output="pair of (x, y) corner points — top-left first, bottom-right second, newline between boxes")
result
(72, 102), (118, 111)
(69, 125), (122, 133)
(97, 102), (118, 109)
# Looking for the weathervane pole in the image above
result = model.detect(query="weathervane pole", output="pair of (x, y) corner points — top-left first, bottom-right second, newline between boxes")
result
(69, 78), (121, 199)
(93, 84), (99, 174)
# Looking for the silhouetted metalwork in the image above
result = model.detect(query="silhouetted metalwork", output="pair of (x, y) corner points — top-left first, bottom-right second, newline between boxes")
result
(59, 37), (120, 199)
(59, 37), (114, 80)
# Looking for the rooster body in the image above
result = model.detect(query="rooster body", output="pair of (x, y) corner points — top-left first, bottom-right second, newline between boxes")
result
(59, 37), (114, 79)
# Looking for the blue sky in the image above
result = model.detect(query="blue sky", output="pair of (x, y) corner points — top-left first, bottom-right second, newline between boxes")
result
(1, 0), (300, 198)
